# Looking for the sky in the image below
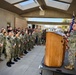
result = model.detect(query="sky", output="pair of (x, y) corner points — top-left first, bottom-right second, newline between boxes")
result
(20, 0), (34, 6)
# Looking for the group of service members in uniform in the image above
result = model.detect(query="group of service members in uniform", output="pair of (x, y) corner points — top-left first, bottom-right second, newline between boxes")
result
(0, 23), (76, 70)
(0, 25), (46, 67)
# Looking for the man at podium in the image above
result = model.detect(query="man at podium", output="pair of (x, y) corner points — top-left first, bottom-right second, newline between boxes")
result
(65, 23), (76, 70)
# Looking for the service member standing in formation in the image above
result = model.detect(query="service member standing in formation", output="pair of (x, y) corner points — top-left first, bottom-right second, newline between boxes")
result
(14, 31), (21, 61)
(6, 30), (15, 67)
(0, 30), (4, 61)
(0, 26), (44, 67)
(65, 22), (76, 70)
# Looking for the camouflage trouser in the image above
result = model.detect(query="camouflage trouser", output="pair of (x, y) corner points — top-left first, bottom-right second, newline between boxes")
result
(14, 47), (20, 58)
(32, 40), (35, 47)
(68, 49), (76, 65)
(28, 41), (32, 50)
(14, 48), (17, 58)
(6, 47), (11, 62)
(11, 48), (14, 58)
(24, 43), (28, 50)
(24, 42), (28, 51)
(20, 44), (24, 54)
(37, 37), (42, 45)
(33, 39), (35, 45)
(30, 41), (33, 48)
(3, 46), (7, 58)
(42, 39), (45, 45)
(0, 47), (3, 58)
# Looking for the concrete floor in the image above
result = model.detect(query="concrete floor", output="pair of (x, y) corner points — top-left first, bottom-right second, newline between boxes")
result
(0, 46), (45, 75)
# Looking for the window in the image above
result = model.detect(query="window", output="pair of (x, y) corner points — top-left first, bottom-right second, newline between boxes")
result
(5, 0), (23, 4)
(59, 0), (73, 3)
(14, 0), (39, 10)
(45, 0), (71, 10)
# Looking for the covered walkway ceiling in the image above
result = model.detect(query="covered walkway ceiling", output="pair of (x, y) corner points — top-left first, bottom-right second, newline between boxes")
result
(0, 0), (75, 17)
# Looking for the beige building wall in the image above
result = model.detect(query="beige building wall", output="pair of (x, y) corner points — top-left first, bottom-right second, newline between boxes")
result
(0, 8), (27, 30)
(15, 17), (27, 30)
(0, 8), (15, 29)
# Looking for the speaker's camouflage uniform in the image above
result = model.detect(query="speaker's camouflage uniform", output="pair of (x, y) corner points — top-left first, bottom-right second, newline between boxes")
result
(68, 31), (76, 66)
(0, 33), (4, 59)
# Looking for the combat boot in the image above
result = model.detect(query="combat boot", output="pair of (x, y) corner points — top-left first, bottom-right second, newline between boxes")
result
(16, 57), (20, 60)
(9, 60), (15, 64)
(28, 48), (31, 51)
(14, 58), (18, 62)
(65, 65), (74, 70)
(6, 62), (11, 67)
(24, 50), (28, 54)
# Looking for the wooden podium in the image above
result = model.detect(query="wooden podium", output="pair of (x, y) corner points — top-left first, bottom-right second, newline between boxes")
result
(44, 32), (65, 67)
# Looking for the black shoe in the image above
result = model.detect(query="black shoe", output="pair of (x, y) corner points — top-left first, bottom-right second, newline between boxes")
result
(28, 49), (31, 51)
(10, 61), (15, 64)
(14, 58), (18, 62)
(6, 62), (11, 67)
(17, 57), (20, 60)
(24, 51), (28, 54)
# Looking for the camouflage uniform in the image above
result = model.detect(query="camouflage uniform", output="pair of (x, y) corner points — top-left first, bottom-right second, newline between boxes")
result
(30, 34), (34, 48)
(3, 34), (7, 58)
(0, 33), (4, 59)
(28, 33), (32, 50)
(18, 36), (21, 56)
(32, 32), (36, 46)
(37, 32), (42, 45)
(24, 33), (29, 51)
(14, 36), (21, 59)
(20, 34), (24, 55)
(35, 32), (38, 45)
(11, 36), (15, 59)
(68, 31), (76, 66)
(6, 36), (12, 62)
(41, 30), (46, 45)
